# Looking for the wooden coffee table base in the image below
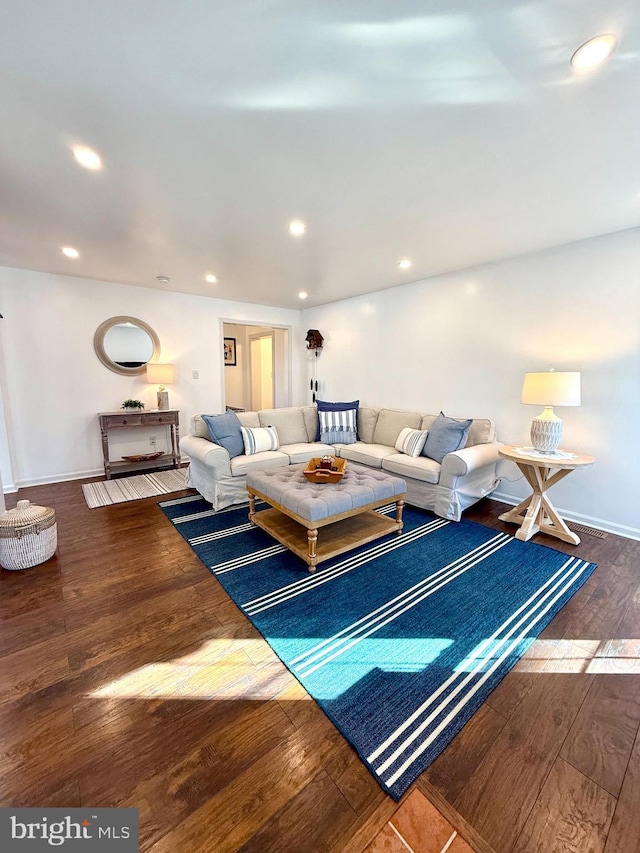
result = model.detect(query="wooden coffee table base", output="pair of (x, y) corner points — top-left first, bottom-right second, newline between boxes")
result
(248, 491), (404, 572)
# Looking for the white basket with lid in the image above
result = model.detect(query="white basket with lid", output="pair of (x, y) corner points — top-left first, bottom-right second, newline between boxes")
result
(0, 499), (57, 570)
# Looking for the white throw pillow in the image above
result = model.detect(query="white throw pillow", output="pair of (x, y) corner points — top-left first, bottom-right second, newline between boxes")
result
(240, 425), (279, 455)
(395, 427), (429, 457)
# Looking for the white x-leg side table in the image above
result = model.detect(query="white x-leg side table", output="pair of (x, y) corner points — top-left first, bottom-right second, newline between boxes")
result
(498, 445), (595, 545)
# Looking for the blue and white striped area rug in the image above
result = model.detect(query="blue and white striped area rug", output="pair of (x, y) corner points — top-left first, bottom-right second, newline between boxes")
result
(159, 496), (597, 800)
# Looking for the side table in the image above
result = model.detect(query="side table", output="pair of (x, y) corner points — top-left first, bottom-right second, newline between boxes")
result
(98, 410), (181, 480)
(498, 445), (594, 545)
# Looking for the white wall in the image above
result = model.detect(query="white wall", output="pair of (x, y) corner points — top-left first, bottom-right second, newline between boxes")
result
(300, 228), (640, 538)
(0, 267), (300, 488)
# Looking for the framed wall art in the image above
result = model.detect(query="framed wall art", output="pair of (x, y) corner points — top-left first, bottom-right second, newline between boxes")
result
(223, 337), (237, 366)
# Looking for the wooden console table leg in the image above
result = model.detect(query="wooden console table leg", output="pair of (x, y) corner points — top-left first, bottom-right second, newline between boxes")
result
(100, 426), (111, 480)
(307, 528), (318, 573)
(395, 499), (404, 533)
(248, 492), (256, 524)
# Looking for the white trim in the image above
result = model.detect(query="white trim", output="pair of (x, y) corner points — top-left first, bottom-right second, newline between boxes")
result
(10, 457), (190, 491)
(492, 491), (640, 541)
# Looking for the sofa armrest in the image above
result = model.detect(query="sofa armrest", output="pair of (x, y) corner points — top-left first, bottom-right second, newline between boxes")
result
(439, 442), (503, 487)
(179, 435), (232, 475)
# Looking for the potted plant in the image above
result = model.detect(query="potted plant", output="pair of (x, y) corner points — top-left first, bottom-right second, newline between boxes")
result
(121, 399), (145, 412)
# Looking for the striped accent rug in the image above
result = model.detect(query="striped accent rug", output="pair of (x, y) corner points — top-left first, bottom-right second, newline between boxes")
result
(159, 496), (597, 800)
(82, 469), (188, 508)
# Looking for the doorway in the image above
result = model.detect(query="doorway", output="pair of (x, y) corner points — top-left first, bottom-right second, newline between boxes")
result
(250, 333), (273, 410)
(222, 322), (290, 412)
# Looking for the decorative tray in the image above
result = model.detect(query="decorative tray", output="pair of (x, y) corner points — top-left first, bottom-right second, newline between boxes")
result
(303, 457), (346, 483)
(121, 451), (164, 462)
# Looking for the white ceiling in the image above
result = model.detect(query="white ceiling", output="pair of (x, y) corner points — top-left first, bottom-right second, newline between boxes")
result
(1, 1), (639, 309)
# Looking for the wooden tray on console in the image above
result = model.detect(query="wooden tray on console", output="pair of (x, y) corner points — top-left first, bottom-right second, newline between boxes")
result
(303, 457), (346, 484)
(121, 451), (164, 462)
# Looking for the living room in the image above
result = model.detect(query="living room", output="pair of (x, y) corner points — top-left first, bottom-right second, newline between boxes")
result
(1, 3), (639, 852)
(1, 224), (637, 538)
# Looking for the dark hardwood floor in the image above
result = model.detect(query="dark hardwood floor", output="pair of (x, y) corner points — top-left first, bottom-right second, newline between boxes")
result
(1, 479), (639, 852)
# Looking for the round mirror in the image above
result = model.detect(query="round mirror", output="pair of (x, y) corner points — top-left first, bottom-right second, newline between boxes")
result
(94, 316), (161, 376)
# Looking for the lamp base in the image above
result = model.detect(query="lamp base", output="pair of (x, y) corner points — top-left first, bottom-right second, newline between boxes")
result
(157, 390), (169, 411)
(530, 406), (562, 452)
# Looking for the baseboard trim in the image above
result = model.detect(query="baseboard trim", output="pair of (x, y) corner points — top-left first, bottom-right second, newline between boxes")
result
(11, 458), (190, 492)
(491, 490), (640, 542)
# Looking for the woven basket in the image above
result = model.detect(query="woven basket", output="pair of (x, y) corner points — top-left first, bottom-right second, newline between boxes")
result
(0, 499), (57, 571)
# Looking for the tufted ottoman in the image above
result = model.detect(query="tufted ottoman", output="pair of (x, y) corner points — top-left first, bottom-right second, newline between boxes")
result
(245, 462), (406, 572)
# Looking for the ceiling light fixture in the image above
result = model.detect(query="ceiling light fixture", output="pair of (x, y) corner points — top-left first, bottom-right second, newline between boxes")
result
(289, 220), (306, 236)
(72, 145), (103, 171)
(156, 275), (170, 284)
(205, 273), (217, 284)
(570, 34), (617, 71)
(398, 258), (412, 270)
(61, 246), (79, 259)
(298, 291), (308, 300)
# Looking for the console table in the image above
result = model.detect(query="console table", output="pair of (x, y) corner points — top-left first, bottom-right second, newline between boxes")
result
(498, 445), (594, 545)
(98, 410), (180, 479)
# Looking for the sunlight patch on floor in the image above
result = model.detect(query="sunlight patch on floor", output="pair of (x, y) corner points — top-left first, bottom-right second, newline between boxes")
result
(86, 638), (303, 700)
(512, 639), (640, 674)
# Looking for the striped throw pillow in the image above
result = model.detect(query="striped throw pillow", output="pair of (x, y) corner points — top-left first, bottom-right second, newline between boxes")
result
(318, 408), (357, 445)
(240, 425), (279, 456)
(395, 427), (429, 457)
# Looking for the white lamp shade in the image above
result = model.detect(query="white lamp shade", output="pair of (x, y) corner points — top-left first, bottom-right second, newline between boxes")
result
(521, 372), (581, 407)
(146, 363), (176, 385)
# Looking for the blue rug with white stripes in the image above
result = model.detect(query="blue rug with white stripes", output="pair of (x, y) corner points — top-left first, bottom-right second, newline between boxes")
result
(159, 495), (597, 800)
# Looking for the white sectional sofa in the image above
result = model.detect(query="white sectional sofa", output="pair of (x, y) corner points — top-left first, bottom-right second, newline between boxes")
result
(180, 405), (502, 522)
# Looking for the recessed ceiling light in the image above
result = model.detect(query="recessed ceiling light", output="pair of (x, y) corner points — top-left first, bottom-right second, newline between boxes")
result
(289, 220), (306, 236)
(61, 246), (79, 258)
(156, 275), (170, 284)
(571, 34), (617, 71)
(72, 145), (102, 170)
(398, 258), (412, 270)
(205, 273), (217, 284)
(298, 291), (308, 300)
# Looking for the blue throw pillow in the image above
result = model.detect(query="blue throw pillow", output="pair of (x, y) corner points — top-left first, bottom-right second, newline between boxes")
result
(316, 399), (359, 441)
(201, 411), (244, 458)
(422, 412), (472, 464)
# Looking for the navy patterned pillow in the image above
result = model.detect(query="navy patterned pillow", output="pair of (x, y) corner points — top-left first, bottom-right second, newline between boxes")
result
(316, 399), (359, 441)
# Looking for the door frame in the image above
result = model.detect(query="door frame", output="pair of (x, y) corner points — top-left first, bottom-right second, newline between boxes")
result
(220, 319), (293, 412)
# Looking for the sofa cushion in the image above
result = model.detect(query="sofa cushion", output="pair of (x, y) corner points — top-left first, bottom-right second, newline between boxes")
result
(302, 406), (319, 442)
(382, 453), (441, 485)
(201, 412), (244, 458)
(280, 442), (335, 464)
(318, 407), (357, 445)
(372, 408), (422, 447)
(237, 411), (260, 429)
(422, 413), (472, 463)
(315, 399), (359, 441)
(230, 451), (289, 476)
(395, 427), (429, 457)
(357, 407), (379, 444)
(466, 419), (494, 447)
(241, 425), (279, 455)
(258, 407), (307, 444)
(339, 443), (394, 468)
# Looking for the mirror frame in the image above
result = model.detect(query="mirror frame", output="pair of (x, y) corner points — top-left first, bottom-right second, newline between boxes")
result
(93, 315), (161, 376)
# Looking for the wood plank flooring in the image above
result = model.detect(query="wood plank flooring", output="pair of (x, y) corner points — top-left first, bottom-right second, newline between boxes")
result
(1, 479), (639, 852)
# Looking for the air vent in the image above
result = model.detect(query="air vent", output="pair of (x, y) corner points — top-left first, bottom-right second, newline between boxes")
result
(567, 522), (608, 539)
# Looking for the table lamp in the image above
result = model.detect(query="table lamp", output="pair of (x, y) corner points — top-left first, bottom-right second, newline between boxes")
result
(146, 363), (176, 410)
(521, 370), (581, 453)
